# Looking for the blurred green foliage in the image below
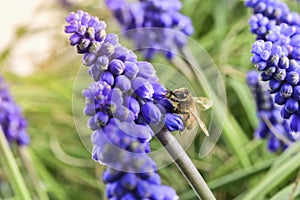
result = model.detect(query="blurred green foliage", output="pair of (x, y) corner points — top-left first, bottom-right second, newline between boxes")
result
(1, 0), (300, 199)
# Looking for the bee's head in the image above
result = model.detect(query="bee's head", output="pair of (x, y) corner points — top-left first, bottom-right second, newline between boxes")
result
(172, 87), (189, 101)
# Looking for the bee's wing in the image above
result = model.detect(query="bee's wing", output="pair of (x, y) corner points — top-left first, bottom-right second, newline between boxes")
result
(189, 108), (209, 136)
(194, 97), (212, 111)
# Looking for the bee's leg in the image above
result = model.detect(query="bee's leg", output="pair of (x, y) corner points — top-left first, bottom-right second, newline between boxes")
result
(181, 111), (190, 121)
(180, 111), (191, 134)
(177, 112), (190, 135)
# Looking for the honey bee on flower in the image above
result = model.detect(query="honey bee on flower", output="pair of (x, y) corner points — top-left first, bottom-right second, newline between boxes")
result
(166, 87), (212, 136)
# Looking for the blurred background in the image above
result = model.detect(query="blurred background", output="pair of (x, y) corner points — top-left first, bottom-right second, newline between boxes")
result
(1, 0), (300, 199)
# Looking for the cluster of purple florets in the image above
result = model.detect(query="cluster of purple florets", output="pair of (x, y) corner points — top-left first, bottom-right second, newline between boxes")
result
(65, 10), (184, 131)
(96, 119), (178, 199)
(246, 0), (300, 26)
(65, 10), (107, 54)
(103, 167), (177, 200)
(65, 10), (182, 199)
(247, 71), (296, 152)
(246, 0), (300, 140)
(105, 0), (194, 60)
(0, 76), (29, 146)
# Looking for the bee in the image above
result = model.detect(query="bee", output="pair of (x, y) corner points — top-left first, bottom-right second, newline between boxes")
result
(166, 87), (212, 136)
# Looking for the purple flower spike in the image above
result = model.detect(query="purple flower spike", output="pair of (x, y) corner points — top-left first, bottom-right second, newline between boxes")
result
(105, 0), (194, 60)
(0, 77), (29, 146)
(66, 10), (184, 130)
(66, 10), (183, 199)
(247, 0), (300, 140)
(93, 120), (178, 199)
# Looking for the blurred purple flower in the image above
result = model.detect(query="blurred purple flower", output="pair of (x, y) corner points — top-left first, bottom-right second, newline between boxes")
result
(0, 77), (29, 146)
(57, 0), (72, 8)
(105, 0), (194, 60)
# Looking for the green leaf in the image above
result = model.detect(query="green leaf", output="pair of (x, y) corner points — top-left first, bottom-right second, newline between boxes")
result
(0, 128), (31, 200)
(270, 182), (300, 200)
(241, 152), (300, 200)
(228, 78), (258, 129)
(208, 159), (272, 190)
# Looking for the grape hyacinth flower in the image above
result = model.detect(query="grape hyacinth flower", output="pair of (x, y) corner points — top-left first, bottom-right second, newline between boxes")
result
(248, 13), (277, 40)
(247, 71), (296, 152)
(104, 167), (178, 200)
(246, 0), (300, 45)
(65, 10), (184, 199)
(245, 0), (290, 24)
(246, 0), (300, 135)
(105, 0), (194, 60)
(65, 10), (184, 131)
(65, 10), (107, 54)
(250, 39), (300, 134)
(97, 119), (178, 199)
(0, 76), (29, 146)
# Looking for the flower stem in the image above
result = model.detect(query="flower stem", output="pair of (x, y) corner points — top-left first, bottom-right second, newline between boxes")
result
(19, 146), (49, 200)
(156, 128), (216, 200)
(0, 127), (31, 200)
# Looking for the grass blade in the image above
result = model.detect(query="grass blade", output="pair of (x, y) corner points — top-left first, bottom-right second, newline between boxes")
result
(0, 127), (31, 200)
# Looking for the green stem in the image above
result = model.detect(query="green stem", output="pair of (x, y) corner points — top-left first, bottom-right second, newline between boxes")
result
(156, 128), (216, 200)
(19, 146), (49, 200)
(0, 127), (31, 200)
